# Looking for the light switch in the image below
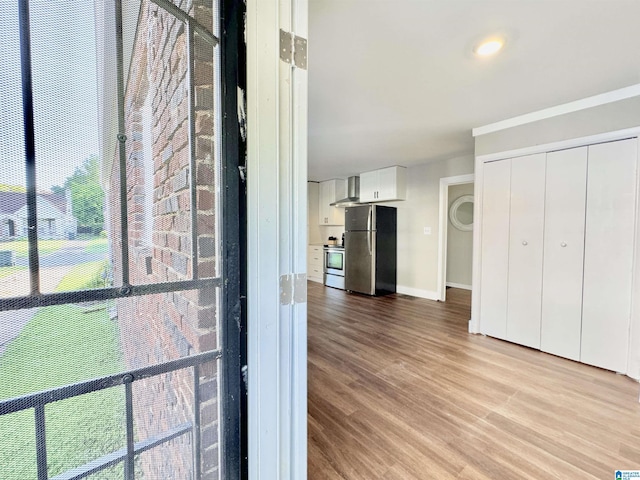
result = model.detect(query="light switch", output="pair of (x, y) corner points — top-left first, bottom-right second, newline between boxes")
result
(423, 227), (431, 235)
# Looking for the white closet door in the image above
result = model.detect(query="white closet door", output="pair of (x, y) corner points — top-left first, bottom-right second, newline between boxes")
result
(582, 138), (638, 372)
(506, 153), (546, 349)
(480, 159), (511, 340)
(540, 147), (587, 360)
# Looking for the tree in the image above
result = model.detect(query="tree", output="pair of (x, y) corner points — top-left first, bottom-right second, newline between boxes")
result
(55, 155), (104, 235)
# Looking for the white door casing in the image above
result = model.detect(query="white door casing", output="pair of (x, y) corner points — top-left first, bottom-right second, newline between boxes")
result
(247, 0), (308, 478)
(437, 173), (474, 302)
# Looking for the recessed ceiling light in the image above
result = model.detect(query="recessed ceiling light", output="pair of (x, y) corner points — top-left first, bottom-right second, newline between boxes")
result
(474, 38), (504, 56)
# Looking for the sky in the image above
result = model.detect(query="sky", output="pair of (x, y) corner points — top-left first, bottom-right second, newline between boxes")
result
(0, 1), (99, 191)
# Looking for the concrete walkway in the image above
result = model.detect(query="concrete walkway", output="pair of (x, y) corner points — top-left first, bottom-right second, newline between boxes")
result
(0, 240), (107, 357)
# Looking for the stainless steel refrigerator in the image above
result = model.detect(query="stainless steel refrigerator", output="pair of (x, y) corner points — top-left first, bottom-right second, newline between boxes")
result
(344, 205), (397, 295)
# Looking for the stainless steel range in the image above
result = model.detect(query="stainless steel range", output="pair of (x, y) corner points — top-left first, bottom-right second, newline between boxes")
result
(323, 245), (345, 290)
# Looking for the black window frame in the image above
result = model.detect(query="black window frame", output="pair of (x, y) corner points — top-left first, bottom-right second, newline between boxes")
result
(0, 0), (247, 478)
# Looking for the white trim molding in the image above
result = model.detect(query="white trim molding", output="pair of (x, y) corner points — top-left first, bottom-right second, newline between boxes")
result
(627, 136), (640, 382)
(437, 174), (475, 302)
(477, 127), (640, 164)
(446, 282), (472, 291)
(396, 285), (439, 301)
(473, 84), (640, 137)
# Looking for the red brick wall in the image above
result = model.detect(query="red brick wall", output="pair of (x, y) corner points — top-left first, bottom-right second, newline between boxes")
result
(107, 1), (219, 478)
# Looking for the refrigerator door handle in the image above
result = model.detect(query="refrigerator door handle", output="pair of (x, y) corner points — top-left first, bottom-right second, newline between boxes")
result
(367, 208), (373, 256)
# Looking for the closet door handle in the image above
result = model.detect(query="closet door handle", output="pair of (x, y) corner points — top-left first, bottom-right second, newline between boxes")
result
(561, 242), (567, 247)
(522, 240), (528, 246)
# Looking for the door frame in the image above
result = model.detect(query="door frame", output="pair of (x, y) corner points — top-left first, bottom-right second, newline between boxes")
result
(246, 0), (308, 478)
(437, 174), (474, 302)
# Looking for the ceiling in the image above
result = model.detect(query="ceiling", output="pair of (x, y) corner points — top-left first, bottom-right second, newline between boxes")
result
(307, 0), (640, 181)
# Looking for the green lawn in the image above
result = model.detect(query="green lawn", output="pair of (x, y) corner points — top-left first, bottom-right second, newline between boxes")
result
(0, 239), (65, 258)
(0, 304), (126, 479)
(55, 260), (110, 292)
(85, 237), (108, 254)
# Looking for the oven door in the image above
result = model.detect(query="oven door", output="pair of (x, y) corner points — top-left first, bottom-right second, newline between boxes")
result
(324, 249), (345, 276)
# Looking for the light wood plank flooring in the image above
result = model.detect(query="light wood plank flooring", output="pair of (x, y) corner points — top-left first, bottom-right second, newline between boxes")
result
(307, 282), (640, 479)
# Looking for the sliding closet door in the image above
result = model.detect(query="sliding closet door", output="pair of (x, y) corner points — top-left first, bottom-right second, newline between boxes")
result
(540, 147), (587, 361)
(479, 159), (511, 340)
(506, 153), (546, 349)
(582, 138), (638, 372)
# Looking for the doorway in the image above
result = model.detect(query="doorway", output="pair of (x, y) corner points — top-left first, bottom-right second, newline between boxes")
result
(437, 174), (474, 302)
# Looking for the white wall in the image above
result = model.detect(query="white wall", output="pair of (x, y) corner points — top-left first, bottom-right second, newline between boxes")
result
(447, 183), (474, 287)
(395, 154), (474, 299)
(321, 225), (344, 244)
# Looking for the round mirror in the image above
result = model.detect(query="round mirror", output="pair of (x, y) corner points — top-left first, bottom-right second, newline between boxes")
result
(449, 195), (474, 231)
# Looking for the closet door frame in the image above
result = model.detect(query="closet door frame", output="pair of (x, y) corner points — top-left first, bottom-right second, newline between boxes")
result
(471, 127), (640, 381)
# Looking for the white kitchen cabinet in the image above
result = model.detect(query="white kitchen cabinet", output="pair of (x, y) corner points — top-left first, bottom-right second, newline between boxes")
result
(359, 166), (406, 203)
(540, 147), (587, 361)
(479, 159), (511, 340)
(318, 179), (346, 225)
(506, 153), (546, 349)
(307, 245), (324, 283)
(581, 138), (637, 372)
(308, 182), (323, 244)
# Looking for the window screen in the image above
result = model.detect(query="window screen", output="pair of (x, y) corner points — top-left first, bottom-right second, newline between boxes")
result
(0, 1), (244, 479)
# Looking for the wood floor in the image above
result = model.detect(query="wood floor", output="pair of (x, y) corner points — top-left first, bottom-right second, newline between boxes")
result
(307, 282), (640, 479)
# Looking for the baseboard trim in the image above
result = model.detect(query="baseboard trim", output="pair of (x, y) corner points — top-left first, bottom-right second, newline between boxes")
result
(396, 286), (439, 301)
(446, 282), (472, 291)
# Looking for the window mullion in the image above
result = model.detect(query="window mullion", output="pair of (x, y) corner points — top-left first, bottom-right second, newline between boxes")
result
(34, 405), (48, 480)
(187, 20), (199, 280)
(114, 0), (130, 286)
(18, 0), (41, 295)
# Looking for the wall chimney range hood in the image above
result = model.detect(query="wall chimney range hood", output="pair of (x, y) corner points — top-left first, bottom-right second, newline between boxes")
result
(330, 176), (360, 207)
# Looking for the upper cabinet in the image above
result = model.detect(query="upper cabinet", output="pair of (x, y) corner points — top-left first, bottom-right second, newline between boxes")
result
(359, 166), (406, 203)
(318, 179), (346, 225)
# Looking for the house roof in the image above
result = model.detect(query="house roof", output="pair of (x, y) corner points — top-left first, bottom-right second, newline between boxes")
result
(0, 191), (68, 215)
(0, 192), (27, 215)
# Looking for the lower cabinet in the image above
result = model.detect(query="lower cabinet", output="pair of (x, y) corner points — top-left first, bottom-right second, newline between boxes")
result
(307, 245), (324, 283)
(480, 138), (638, 373)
